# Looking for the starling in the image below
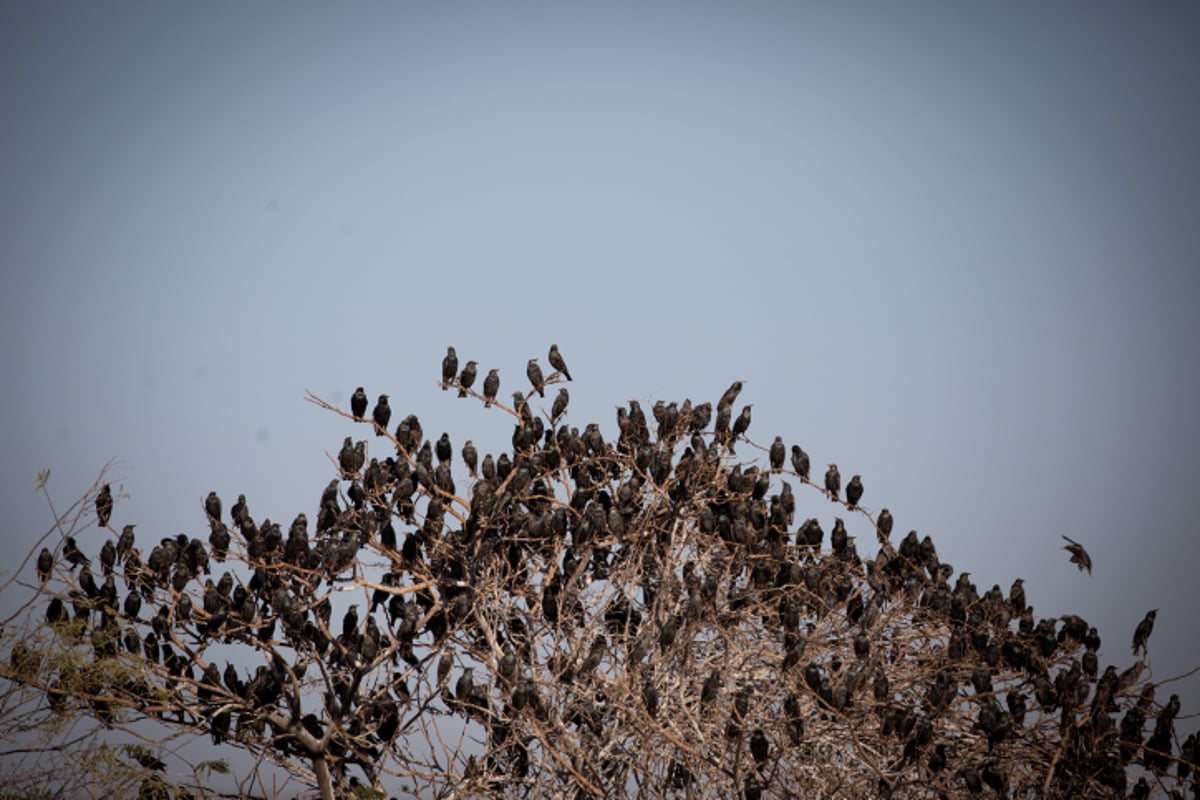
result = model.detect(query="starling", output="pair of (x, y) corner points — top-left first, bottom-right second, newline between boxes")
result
(548, 344), (572, 381)
(1061, 536), (1092, 574)
(442, 346), (458, 390)
(117, 524), (136, 563)
(1009, 578), (1026, 616)
(769, 436), (785, 470)
(551, 388), (569, 422)
(338, 437), (357, 476)
(749, 728), (770, 764)
(824, 464), (841, 502)
(719, 381), (743, 409)
(36, 547), (52, 583)
(791, 446), (810, 480)
(1132, 609), (1156, 655)
(462, 440), (478, 478)
(876, 508), (893, 543)
(732, 404), (752, 439)
(483, 369), (500, 408)
(436, 433), (452, 464)
(99, 539), (116, 575)
(96, 484), (113, 527)
(457, 361), (477, 397)
(351, 387), (368, 419)
(62, 537), (90, 570)
(845, 475), (863, 510)
(527, 358), (545, 398)
(701, 669), (721, 703)
(372, 395), (391, 437)
(456, 667), (475, 702)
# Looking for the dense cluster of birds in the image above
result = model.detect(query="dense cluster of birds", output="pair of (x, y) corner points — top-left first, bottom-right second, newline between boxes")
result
(18, 344), (1197, 800)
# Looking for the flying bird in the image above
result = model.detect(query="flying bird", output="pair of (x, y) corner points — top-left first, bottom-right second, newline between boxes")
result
(1061, 536), (1092, 574)
(548, 344), (572, 381)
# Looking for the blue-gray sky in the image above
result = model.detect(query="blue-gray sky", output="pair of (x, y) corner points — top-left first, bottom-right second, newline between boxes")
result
(3, 0), (1199, 765)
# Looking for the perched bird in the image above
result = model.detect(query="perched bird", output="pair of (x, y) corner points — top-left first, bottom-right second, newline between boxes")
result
(372, 395), (391, 437)
(548, 344), (572, 381)
(527, 359), (545, 398)
(551, 388), (569, 422)
(1132, 609), (1156, 655)
(876, 508), (893, 543)
(719, 381), (743, 410)
(791, 446), (810, 480)
(769, 437), (785, 471)
(96, 484), (113, 528)
(62, 537), (90, 570)
(457, 362), (477, 398)
(1061, 536), (1092, 575)
(350, 387), (368, 419)
(36, 547), (53, 583)
(462, 441), (478, 478)
(205, 491), (222, 523)
(442, 347), (458, 390)
(731, 405), (752, 438)
(824, 464), (841, 502)
(483, 369), (500, 408)
(117, 524), (136, 563)
(99, 540), (116, 575)
(845, 475), (863, 510)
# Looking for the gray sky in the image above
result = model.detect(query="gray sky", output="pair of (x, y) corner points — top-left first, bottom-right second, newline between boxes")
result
(3, 0), (1199, 773)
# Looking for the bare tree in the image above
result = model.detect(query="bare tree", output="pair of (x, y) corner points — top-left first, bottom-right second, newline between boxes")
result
(5, 349), (1197, 799)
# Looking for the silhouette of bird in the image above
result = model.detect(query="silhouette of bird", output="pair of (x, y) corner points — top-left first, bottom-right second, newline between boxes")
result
(458, 362), (477, 397)
(549, 344), (572, 381)
(1061, 536), (1092, 574)
(876, 508), (893, 543)
(99, 540), (116, 575)
(36, 548), (52, 583)
(442, 347), (458, 390)
(462, 441), (478, 478)
(372, 395), (391, 437)
(117, 524), (136, 563)
(62, 537), (89, 570)
(824, 464), (841, 501)
(719, 381), (743, 410)
(1132, 609), (1156, 655)
(551, 387), (569, 423)
(204, 491), (222, 524)
(483, 369), (500, 408)
(527, 359), (545, 398)
(96, 484), (113, 527)
(769, 437), (785, 470)
(351, 387), (368, 419)
(791, 446), (810, 480)
(846, 475), (863, 509)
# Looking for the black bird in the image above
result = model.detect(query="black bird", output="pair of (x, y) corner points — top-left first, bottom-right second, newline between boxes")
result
(204, 491), (222, 524)
(731, 404), (752, 443)
(749, 728), (770, 764)
(769, 437), (785, 470)
(1132, 609), (1156, 655)
(527, 358), (545, 398)
(458, 361), (477, 397)
(209, 523), (230, 562)
(351, 386), (368, 419)
(1061, 536), (1092, 574)
(372, 395), (391, 437)
(62, 537), (90, 570)
(462, 440), (478, 478)
(719, 381), (743, 410)
(845, 475), (863, 510)
(96, 484), (113, 527)
(36, 547), (52, 583)
(483, 369), (500, 407)
(551, 388), (569, 422)
(117, 524), (136, 563)
(99, 540), (116, 575)
(876, 508), (893, 543)
(338, 437), (357, 476)
(824, 464), (841, 502)
(435, 433), (453, 464)
(548, 344), (572, 381)
(442, 346), (458, 390)
(343, 604), (359, 638)
(701, 670), (721, 703)
(791, 445), (810, 480)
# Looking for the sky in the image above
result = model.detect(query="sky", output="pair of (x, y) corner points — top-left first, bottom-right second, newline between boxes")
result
(2, 0), (1199, 787)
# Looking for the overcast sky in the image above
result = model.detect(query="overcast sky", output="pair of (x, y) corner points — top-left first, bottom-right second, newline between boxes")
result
(3, 0), (1199, 782)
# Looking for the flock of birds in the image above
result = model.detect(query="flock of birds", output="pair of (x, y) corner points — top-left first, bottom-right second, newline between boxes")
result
(23, 344), (1196, 800)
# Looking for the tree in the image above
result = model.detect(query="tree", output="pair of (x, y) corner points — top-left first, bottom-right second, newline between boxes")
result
(5, 347), (1197, 799)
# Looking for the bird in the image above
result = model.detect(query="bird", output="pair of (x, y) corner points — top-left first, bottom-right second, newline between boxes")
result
(483, 369), (500, 408)
(719, 381), (743, 410)
(62, 537), (90, 570)
(96, 484), (113, 528)
(462, 441), (478, 478)
(1061, 536), (1092, 574)
(1132, 609), (1156, 655)
(458, 362), (477, 398)
(36, 548), (52, 583)
(527, 359), (545, 398)
(205, 491), (222, 524)
(845, 475), (863, 509)
(824, 464), (841, 501)
(875, 508), (893, 543)
(791, 446), (810, 480)
(442, 347), (458, 390)
(548, 344), (572, 381)
(351, 387), (368, 419)
(551, 388), (569, 422)
(372, 395), (391, 437)
(769, 437), (785, 471)
(729, 404), (752, 451)
(99, 540), (116, 575)
(117, 524), (136, 563)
